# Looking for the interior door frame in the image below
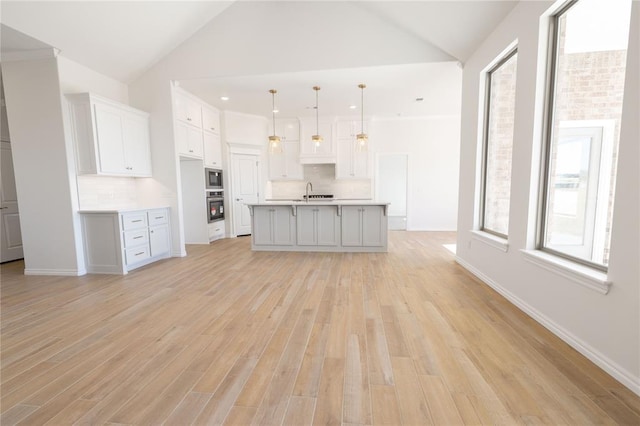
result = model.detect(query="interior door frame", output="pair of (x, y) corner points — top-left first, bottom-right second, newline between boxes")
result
(228, 143), (262, 237)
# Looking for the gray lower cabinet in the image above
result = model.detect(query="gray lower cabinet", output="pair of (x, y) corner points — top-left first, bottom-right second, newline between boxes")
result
(252, 206), (295, 246)
(341, 205), (385, 247)
(81, 207), (171, 274)
(249, 203), (387, 252)
(296, 205), (340, 246)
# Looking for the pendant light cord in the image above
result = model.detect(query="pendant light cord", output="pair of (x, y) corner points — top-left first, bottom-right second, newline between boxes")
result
(271, 90), (276, 136)
(315, 87), (319, 135)
(361, 85), (364, 133)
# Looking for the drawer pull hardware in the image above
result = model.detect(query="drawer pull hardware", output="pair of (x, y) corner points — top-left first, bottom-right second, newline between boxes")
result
(135, 252), (145, 256)
(132, 219), (143, 223)
(155, 216), (163, 219)
(133, 236), (143, 239)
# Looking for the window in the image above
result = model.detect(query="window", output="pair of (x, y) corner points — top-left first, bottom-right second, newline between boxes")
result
(540, 0), (632, 269)
(480, 49), (518, 238)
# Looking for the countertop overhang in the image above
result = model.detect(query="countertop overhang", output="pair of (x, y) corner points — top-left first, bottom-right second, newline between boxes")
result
(247, 200), (390, 206)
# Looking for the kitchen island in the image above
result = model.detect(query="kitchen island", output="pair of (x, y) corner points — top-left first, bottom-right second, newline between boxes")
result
(246, 201), (389, 252)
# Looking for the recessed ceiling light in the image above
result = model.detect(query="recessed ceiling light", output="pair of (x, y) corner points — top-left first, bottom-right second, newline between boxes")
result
(272, 109), (279, 113)
(349, 105), (357, 109)
(220, 96), (229, 101)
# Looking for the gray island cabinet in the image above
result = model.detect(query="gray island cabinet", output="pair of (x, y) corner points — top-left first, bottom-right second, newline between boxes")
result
(246, 202), (389, 252)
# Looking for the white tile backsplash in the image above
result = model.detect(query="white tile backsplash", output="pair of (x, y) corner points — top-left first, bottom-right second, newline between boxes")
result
(77, 175), (139, 210)
(268, 164), (372, 199)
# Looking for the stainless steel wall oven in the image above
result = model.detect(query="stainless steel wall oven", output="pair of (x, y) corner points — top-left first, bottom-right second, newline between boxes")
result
(207, 190), (224, 223)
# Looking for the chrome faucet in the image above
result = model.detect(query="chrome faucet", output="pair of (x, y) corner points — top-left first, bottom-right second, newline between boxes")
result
(305, 182), (313, 202)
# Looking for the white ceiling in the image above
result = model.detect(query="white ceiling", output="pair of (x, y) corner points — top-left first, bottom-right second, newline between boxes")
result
(1, 1), (518, 118)
(1, 1), (234, 82)
(179, 62), (463, 119)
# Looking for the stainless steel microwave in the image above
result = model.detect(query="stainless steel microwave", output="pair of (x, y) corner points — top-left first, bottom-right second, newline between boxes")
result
(205, 168), (223, 190)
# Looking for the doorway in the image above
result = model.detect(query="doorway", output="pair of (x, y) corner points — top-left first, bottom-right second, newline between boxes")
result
(1, 142), (24, 263)
(230, 151), (260, 237)
(1, 73), (24, 263)
(376, 153), (408, 230)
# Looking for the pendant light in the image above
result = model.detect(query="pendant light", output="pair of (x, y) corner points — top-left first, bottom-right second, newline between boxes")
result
(356, 83), (368, 152)
(312, 86), (323, 148)
(268, 89), (282, 154)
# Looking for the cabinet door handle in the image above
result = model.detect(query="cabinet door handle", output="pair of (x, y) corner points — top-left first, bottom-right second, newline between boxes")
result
(210, 127), (216, 131)
(187, 117), (192, 121)
(132, 219), (143, 223)
(155, 216), (164, 220)
(135, 252), (145, 256)
(150, 230), (154, 234)
(189, 149), (194, 153)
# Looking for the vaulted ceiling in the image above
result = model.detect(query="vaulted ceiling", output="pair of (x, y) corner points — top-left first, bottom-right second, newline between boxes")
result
(1, 1), (518, 118)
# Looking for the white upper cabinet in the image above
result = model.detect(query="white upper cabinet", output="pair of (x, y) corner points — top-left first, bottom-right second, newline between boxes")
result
(67, 93), (152, 177)
(268, 119), (302, 180)
(174, 90), (202, 128)
(202, 105), (222, 167)
(202, 105), (220, 134)
(335, 119), (370, 179)
(274, 118), (300, 142)
(299, 118), (335, 164)
(203, 131), (222, 168)
(175, 121), (204, 158)
(174, 88), (222, 161)
(269, 140), (303, 180)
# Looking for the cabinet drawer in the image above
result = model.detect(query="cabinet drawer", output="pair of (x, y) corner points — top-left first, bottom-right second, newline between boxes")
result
(123, 229), (149, 248)
(148, 209), (169, 226)
(122, 212), (147, 230)
(125, 245), (150, 265)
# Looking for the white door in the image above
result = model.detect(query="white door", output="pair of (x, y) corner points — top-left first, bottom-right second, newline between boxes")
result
(1, 142), (24, 262)
(376, 153), (408, 230)
(231, 153), (260, 236)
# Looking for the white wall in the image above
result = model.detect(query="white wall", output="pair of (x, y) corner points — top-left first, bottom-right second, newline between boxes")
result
(57, 56), (142, 212)
(135, 1), (452, 83)
(456, 1), (639, 394)
(130, 80), (185, 257)
(372, 117), (461, 231)
(58, 56), (128, 103)
(1, 55), (84, 275)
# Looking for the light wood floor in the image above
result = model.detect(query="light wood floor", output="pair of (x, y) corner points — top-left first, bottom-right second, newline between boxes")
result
(1, 232), (639, 425)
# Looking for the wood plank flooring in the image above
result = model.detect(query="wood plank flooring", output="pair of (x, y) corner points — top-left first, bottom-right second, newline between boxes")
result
(1, 231), (639, 425)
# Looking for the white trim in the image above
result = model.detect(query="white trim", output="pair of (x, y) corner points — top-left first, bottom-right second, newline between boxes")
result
(372, 114), (460, 122)
(24, 268), (86, 276)
(227, 143), (262, 155)
(171, 249), (187, 258)
(471, 230), (509, 252)
(455, 256), (640, 397)
(1, 48), (60, 62)
(520, 249), (611, 294)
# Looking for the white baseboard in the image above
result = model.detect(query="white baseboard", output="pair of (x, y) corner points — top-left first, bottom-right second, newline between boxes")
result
(455, 256), (640, 397)
(24, 268), (87, 276)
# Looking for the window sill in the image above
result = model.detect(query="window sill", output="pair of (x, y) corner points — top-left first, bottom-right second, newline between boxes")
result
(520, 250), (611, 294)
(471, 230), (509, 252)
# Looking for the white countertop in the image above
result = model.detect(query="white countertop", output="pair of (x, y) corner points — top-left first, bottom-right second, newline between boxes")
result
(247, 200), (390, 206)
(78, 206), (170, 214)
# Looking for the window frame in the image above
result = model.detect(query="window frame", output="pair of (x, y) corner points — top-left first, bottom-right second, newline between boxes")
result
(479, 47), (519, 239)
(537, 0), (609, 272)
